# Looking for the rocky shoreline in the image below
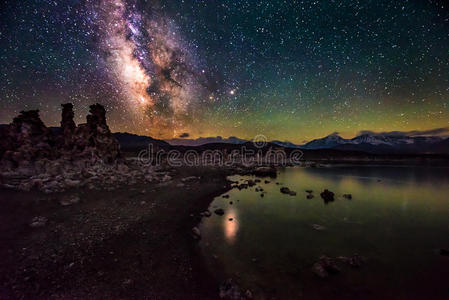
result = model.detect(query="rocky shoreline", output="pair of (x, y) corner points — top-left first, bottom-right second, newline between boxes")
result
(0, 166), (239, 299)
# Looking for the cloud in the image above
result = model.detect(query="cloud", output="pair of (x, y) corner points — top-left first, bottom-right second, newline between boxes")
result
(179, 132), (190, 138)
(358, 127), (449, 137)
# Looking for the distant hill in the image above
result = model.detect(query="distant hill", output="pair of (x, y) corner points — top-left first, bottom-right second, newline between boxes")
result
(113, 132), (170, 150)
(166, 136), (247, 146)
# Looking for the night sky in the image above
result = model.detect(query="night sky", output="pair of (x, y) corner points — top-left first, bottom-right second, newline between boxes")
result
(1, 0), (448, 143)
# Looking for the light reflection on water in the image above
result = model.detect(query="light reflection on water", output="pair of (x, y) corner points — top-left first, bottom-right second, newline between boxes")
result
(199, 166), (449, 299)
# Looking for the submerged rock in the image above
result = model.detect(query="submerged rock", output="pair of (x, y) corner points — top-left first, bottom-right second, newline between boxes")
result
(343, 193), (352, 199)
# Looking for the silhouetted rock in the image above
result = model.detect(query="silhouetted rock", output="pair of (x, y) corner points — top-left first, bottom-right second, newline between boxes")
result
(61, 103), (76, 139)
(0, 103), (146, 193)
(71, 104), (120, 163)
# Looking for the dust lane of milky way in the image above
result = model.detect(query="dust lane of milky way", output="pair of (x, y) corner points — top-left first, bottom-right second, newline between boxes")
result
(0, 0), (448, 142)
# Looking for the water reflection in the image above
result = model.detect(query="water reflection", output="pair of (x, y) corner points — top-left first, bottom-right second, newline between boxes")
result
(199, 166), (449, 299)
(223, 207), (239, 244)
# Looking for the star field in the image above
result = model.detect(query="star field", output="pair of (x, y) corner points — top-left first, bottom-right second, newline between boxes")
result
(1, 0), (448, 143)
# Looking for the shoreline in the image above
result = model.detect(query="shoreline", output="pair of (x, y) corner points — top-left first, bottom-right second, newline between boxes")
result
(0, 166), (235, 299)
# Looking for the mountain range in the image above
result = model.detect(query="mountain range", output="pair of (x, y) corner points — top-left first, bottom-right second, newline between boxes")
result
(161, 132), (449, 154)
(2, 124), (448, 154)
(300, 133), (449, 154)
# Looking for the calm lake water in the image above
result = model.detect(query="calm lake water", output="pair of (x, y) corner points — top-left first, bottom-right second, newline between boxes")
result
(199, 166), (449, 299)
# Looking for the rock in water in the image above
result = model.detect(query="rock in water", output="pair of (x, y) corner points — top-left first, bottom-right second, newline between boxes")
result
(214, 208), (225, 216)
(280, 187), (296, 196)
(320, 189), (335, 203)
(280, 187), (290, 194)
(343, 193), (352, 199)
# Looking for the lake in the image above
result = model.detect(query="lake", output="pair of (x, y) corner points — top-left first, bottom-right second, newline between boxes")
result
(199, 165), (449, 299)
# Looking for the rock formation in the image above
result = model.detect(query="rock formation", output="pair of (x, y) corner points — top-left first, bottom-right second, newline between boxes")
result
(0, 103), (165, 193)
(70, 104), (120, 163)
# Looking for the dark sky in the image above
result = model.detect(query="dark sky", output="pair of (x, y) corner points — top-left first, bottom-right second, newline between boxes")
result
(1, 0), (448, 142)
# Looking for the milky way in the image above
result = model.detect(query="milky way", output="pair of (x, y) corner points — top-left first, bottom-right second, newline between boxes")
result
(1, 0), (448, 143)
(93, 0), (208, 138)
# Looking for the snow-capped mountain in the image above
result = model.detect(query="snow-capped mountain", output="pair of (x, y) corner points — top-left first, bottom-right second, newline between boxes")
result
(302, 134), (350, 149)
(302, 133), (446, 154)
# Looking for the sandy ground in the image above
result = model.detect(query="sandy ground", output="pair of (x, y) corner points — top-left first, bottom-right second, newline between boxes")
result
(0, 166), (233, 299)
